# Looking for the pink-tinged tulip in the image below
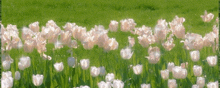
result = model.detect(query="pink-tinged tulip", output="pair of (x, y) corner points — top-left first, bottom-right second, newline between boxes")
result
(201, 10), (214, 22)
(167, 62), (175, 72)
(154, 19), (169, 42)
(161, 69), (169, 80)
(138, 34), (156, 47)
(22, 27), (34, 40)
(32, 74), (44, 86)
(63, 22), (76, 32)
(103, 38), (119, 51)
(183, 33), (203, 50)
(120, 18), (136, 32)
(132, 25), (152, 36)
(190, 50), (200, 62)
(82, 35), (95, 50)
(29, 21), (39, 32)
(196, 77), (205, 88)
(120, 47), (133, 59)
(97, 33), (109, 48)
(109, 20), (118, 32)
(206, 55), (217, 67)
(169, 16), (185, 39)
(203, 32), (216, 47)
(168, 79), (177, 88)
(60, 31), (72, 45)
(162, 35), (175, 51)
(145, 46), (160, 64)
(180, 62), (188, 69)
(128, 36), (135, 47)
(54, 40), (63, 49)
(193, 65), (202, 76)
(172, 66), (187, 79)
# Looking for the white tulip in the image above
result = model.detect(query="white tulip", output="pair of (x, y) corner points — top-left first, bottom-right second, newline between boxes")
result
(98, 81), (111, 88)
(206, 55), (217, 67)
(80, 59), (90, 70)
(161, 69), (169, 80)
(120, 47), (133, 59)
(128, 36), (135, 47)
(193, 65), (202, 76)
(172, 66), (187, 79)
(196, 77), (205, 88)
(112, 79), (124, 88)
(15, 71), (20, 80)
(2, 71), (12, 79)
(2, 60), (11, 70)
(201, 10), (214, 22)
(109, 20), (118, 32)
(207, 81), (218, 88)
(105, 73), (115, 82)
(80, 85), (90, 88)
(1, 76), (13, 88)
(68, 57), (76, 68)
(168, 79), (177, 88)
(54, 62), (64, 72)
(90, 66), (100, 77)
(146, 46), (161, 64)
(167, 62), (175, 72)
(32, 74), (44, 86)
(18, 56), (31, 70)
(192, 84), (199, 88)
(190, 50), (200, 62)
(141, 83), (151, 88)
(133, 64), (143, 75)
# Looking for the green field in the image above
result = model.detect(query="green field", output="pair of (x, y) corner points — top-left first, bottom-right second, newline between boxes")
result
(1, 0), (219, 88)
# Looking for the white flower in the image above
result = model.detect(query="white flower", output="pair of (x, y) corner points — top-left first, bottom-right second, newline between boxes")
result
(161, 69), (169, 80)
(168, 79), (177, 88)
(128, 36), (135, 47)
(201, 10), (214, 22)
(15, 71), (20, 80)
(206, 55), (217, 67)
(120, 47), (133, 59)
(141, 83), (151, 88)
(29, 21), (39, 32)
(167, 62), (175, 72)
(80, 85), (90, 88)
(133, 64), (143, 75)
(112, 79), (124, 88)
(68, 57), (76, 68)
(196, 77), (205, 88)
(54, 62), (64, 72)
(1, 76), (13, 88)
(172, 66), (187, 79)
(207, 81), (218, 88)
(98, 81), (111, 88)
(109, 20), (118, 32)
(105, 73), (115, 82)
(18, 56), (31, 70)
(32, 74), (44, 86)
(190, 50), (200, 62)
(145, 46), (161, 64)
(80, 59), (90, 70)
(193, 65), (202, 76)
(90, 66), (100, 77)
(120, 19), (136, 32)
(99, 66), (106, 76)
(2, 71), (12, 79)
(54, 40), (63, 49)
(2, 60), (11, 70)
(103, 38), (119, 51)
(192, 84), (199, 88)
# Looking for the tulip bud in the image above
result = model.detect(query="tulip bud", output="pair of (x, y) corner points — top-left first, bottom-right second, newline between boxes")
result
(80, 59), (90, 70)
(193, 65), (202, 76)
(190, 50), (200, 62)
(112, 79), (124, 88)
(32, 74), (44, 86)
(133, 64), (143, 75)
(105, 73), (114, 82)
(54, 62), (64, 72)
(68, 57), (76, 68)
(196, 77), (205, 88)
(161, 69), (169, 80)
(15, 71), (20, 80)
(206, 55), (217, 67)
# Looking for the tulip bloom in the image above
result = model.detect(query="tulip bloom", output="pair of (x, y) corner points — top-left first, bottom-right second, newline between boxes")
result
(120, 19), (136, 32)
(128, 36), (135, 47)
(193, 65), (202, 76)
(15, 71), (20, 80)
(18, 56), (31, 70)
(120, 47), (133, 59)
(90, 66), (100, 77)
(29, 21), (39, 32)
(32, 74), (44, 86)
(192, 84), (199, 88)
(2, 60), (11, 70)
(190, 50), (200, 62)
(141, 83), (151, 88)
(112, 79), (124, 88)
(80, 59), (90, 70)
(172, 66), (187, 79)
(54, 62), (64, 72)
(109, 20), (118, 32)
(167, 62), (175, 72)
(168, 79), (177, 88)
(98, 81), (111, 88)
(207, 81), (218, 88)
(201, 10), (214, 22)
(146, 46), (160, 64)
(206, 55), (217, 67)
(161, 69), (169, 80)
(105, 73), (115, 82)
(133, 64), (143, 75)
(196, 77), (205, 88)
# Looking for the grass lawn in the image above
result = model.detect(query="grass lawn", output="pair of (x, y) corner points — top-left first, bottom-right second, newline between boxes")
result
(1, 0), (219, 88)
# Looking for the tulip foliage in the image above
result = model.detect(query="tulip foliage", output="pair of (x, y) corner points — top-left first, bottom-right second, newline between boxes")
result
(1, 10), (219, 88)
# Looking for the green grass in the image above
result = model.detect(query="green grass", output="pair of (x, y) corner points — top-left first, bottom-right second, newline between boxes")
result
(2, 0), (219, 88)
